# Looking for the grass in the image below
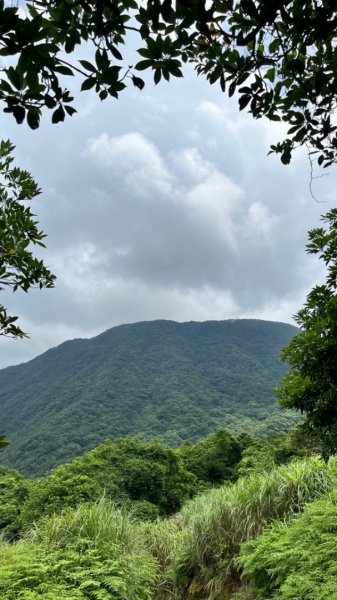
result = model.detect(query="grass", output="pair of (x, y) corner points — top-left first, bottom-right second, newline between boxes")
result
(0, 499), (159, 600)
(1, 457), (337, 599)
(168, 456), (337, 598)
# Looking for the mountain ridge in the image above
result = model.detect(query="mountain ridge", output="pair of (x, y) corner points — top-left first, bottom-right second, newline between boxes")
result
(0, 318), (298, 476)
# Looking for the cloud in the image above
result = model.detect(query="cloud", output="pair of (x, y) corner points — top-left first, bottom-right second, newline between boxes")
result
(0, 69), (334, 368)
(196, 100), (227, 123)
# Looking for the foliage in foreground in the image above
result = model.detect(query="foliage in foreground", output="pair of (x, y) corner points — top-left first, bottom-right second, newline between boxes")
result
(0, 427), (320, 541)
(169, 456), (337, 598)
(1, 456), (337, 599)
(0, 500), (158, 600)
(2, 1), (336, 338)
(240, 487), (337, 600)
(14, 437), (197, 536)
(1, 1), (337, 169)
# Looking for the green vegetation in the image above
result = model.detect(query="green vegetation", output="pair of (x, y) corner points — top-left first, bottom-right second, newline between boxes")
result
(1, 441), (337, 600)
(1, 0), (337, 334)
(0, 319), (298, 475)
(0, 139), (55, 338)
(16, 437), (197, 532)
(0, 500), (159, 600)
(0, 0), (334, 344)
(0, 427), (316, 539)
(177, 429), (242, 485)
(239, 487), (337, 600)
(237, 426), (322, 477)
(171, 455), (335, 598)
(0, 435), (8, 449)
(0, 466), (29, 540)
(277, 209), (337, 457)
(0, 428), (255, 539)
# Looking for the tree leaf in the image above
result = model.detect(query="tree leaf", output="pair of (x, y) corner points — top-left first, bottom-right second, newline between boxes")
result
(52, 106), (65, 123)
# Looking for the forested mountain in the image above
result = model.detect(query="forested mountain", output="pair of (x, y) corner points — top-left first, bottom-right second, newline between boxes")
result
(0, 319), (298, 475)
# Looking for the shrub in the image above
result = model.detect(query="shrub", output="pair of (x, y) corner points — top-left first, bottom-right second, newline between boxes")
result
(0, 499), (158, 600)
(239, 487), (337, 599)
(171, 456), (337, 598)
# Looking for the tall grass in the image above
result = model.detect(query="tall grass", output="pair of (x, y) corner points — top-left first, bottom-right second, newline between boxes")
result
(239, 487), (337, 599)
(140, 515), (192, 599)
(0, 499), (159, 600)
(1, 458), (336, 599)
(169, 456), (337, 598)
(32, 497), (133, 549)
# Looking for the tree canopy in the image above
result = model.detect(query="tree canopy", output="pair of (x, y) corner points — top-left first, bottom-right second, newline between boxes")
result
(0, 140), (55, 338)
(0, 0), (337, 167)
(277, 209), (337, 457)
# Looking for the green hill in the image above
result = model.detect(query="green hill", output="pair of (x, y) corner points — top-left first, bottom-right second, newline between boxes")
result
(0, 319), (298, 475)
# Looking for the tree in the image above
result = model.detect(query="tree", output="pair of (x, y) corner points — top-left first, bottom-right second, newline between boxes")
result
(0, 140), (56, 338)
(178, 429), (242, 485)
(277, 209), (337, 457)
(0, 466), (29, 540)
(0, 0), (337, 168)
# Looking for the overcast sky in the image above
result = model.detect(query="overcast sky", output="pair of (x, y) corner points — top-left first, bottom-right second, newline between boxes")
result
(0, 56), (336, 368)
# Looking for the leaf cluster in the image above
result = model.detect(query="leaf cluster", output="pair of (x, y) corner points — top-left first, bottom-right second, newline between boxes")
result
(1, 1), (337, 165)
(277, 209), (337, 457)
(4, 436), (197, 538)
(0, 139), (55, 338)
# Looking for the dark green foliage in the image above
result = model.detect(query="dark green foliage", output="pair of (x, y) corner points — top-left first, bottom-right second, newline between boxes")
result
(0, 139), (55, 338)
(0, 466), (29, 540)
(1, 2), (337, 167)
(0, 435), (8, 449)
(178, 429), (242, 485)
(0, 319), (298, 475)
(277, 209), (337, 457)
(237, 426), (322, 477)
(1, 428), (309, 538)
(16, 437), (196, 534)
(240, 488), (337, 599)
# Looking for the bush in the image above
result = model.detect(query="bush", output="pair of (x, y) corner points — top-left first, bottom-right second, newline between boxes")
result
(239, 487), (337, 599)
(0, 499), (158, 600)
(170, 456), (337, 598)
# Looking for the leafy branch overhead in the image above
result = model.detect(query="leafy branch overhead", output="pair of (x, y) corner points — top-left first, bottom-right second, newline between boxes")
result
(0, 0), (337, 167)
(0, 140), (56, 338)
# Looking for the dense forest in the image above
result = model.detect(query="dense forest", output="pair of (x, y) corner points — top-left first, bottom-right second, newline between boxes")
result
(0, 319), (298, 476)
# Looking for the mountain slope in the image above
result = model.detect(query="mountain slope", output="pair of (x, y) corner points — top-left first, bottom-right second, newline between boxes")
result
(0, 319), (298, 475)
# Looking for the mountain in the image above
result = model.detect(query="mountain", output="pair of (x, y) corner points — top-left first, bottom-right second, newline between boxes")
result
(0, 319), (298, 476)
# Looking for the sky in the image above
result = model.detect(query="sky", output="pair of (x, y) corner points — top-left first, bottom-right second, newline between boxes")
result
(1, 49), (336, 368)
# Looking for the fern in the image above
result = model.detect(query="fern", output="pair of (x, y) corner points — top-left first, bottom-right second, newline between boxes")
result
(239, 488), (337, 599)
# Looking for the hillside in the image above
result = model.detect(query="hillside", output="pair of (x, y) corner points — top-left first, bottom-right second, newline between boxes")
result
(0, 319), (298, 475)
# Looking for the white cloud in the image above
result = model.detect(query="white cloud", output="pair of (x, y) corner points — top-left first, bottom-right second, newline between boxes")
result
(85, 131), (174, 199)
(196, 100), (227, 122)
